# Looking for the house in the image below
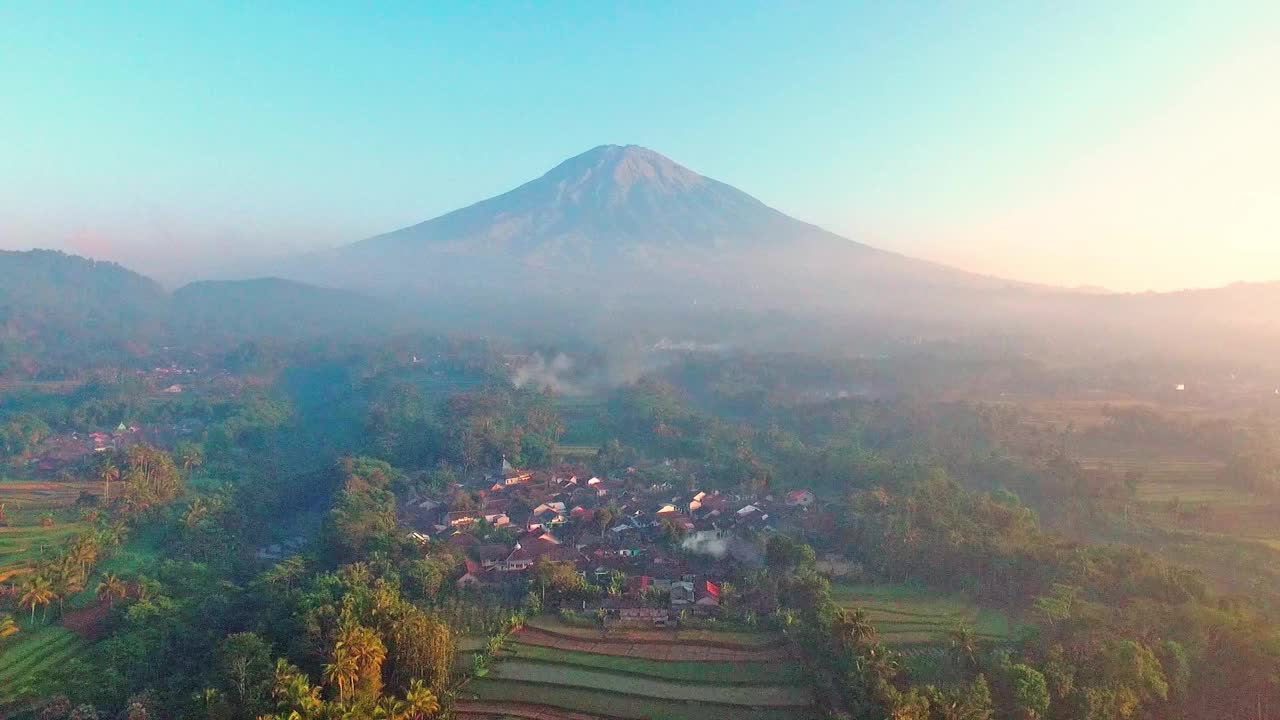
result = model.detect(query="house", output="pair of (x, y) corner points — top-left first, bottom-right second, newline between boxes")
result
(785, 489), (816, 508)
(688, 491), (708, 512)
(482, 512), (510, 528)
(669, 581), (695, 606)
(603, 603), (669, 627)
(456, 559), (487, 589)
(497, 532), (578, 572)
(697, 580), (721, 607)
(472, 544), (511, 570)
(734, 504), (770, 528)
(447, 511), (480, 528)
(625, 575), (653, 598)
(493, 456), (533, 486)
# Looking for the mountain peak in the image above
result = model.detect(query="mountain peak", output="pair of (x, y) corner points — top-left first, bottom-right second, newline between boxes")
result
(545, 144), (704, 197)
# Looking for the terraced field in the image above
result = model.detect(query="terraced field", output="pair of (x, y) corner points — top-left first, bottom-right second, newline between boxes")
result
(0, 625), (88, 707)
(555, 396), (608, 448)
(1081, 458), (1223, 487)
(0, 523), (82, 581)
(501, 642), (808, 685)
(0, 479), (96, 581)
(832, 584), (1021, 647)
(0, 478), (149, 709)
(460, 618), (818, 720)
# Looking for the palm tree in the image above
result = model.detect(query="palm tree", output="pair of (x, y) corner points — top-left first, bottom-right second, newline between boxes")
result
(182, 497), (209, 529)
(175, 442), (204, 475)
(838, 608), (878, 647)
(68, 535), (100, 578)
(322, 652), (359, 702)
(0, 614), (20, 639)
(404, 680), (440, 719)
(946, 622), (979, 674)
(97, 573), (127, 607)
(96, 454), (119, 504)
(325, 620), (386, 703)
(262, 556), (307, 592)
(273, 659), (324, 716)
(50, 559), (80, 612)
(20, 576), (57, 622)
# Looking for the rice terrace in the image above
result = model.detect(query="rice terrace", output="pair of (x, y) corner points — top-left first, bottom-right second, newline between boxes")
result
(456, 616), (819, 720)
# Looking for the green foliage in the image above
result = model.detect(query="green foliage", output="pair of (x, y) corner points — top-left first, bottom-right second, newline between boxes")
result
(1004, 663), (1050, 719)
(325, 457), (402, 562)
(117, 444), (183, 515)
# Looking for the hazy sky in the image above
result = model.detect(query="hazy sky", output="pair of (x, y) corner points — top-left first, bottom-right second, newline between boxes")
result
(2, 1), (1277, 290)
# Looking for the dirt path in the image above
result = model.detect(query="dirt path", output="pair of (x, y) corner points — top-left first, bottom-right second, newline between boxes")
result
(513, 626), (793, 662)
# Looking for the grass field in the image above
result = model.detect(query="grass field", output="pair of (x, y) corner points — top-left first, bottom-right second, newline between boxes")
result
(555, 395), (609, 448)
(464, 619), (818, 720)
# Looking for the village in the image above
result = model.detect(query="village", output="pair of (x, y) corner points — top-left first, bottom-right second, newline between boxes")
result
(400, 457), (820, 627)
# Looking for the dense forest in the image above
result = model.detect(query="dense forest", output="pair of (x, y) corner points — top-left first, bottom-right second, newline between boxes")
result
(0, 329), (1276, 719)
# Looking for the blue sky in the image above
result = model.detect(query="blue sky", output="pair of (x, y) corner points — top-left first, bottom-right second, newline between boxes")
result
(1, 1), (1277, 289)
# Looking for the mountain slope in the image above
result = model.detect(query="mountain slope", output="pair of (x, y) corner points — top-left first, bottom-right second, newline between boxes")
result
(351, 144), (861, 264)
(313, 144), (1018, 313)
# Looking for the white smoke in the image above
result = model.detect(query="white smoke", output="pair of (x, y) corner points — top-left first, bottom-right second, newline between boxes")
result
(681, 530), (730, 559)
(511, 352), (582, 394)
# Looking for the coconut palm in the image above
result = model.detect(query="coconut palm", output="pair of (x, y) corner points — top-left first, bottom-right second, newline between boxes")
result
(271, 659), (324, 717)
(182, 497), (210, 529)
(322, 652), (359, 702)
(261, 556), (307, 593)
(97, 573), (127, 607)
(50, 559), (81, 612)
(947, 622), (980, 674)
(175, 441), (204, 475)
(68, 535), (100, 577)
(325, 620), (386, 703)
(96, 453), (119, 504)
(838, 607), (878, 646)
(20, 576), (57, 622)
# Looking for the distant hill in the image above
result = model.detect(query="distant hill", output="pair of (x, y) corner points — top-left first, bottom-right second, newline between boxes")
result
(0, 251), (414, 376)
(0, 250), (168, 373)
